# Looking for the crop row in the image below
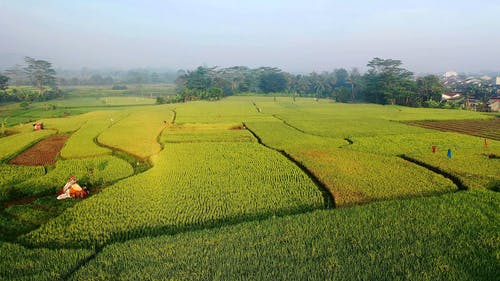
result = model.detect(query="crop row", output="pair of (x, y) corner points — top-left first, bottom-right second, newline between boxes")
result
(99, 96), (156, 106)
(12, 155), (134, 198)
(171, 98), (265, 124)
(70, 190), (500, 281)
(97, 106), (173, 159)
(60, 111), (129, 158)
(0, 164), (46, 202)
(406, 120), (500, 141)
(246, 120), (456, 206)
(39, 111), (108, 133)
(20, 142), (324, 248)
(0, 241), (93, 280)
(161, 123), (255, 143)
(0, 130), (54, 161)
(252, 98), (490, 138)
(348, 132), (500, 189)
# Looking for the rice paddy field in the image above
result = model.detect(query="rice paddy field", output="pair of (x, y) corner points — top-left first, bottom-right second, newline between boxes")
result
(0, 95), (498, 280)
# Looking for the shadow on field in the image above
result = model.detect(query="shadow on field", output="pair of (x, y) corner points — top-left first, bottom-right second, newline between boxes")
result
(21, 203), (322, 250)
(398, 154), (468, 191)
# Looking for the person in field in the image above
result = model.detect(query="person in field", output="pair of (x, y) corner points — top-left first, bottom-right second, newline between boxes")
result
(57, 176), (88, 200)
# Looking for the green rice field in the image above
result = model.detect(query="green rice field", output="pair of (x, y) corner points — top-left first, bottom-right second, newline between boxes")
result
(0, 95), (498, 280)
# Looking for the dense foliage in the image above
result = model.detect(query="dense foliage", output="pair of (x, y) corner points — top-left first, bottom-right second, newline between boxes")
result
(1, 57), (62, 103)
(173, 58), (457, 107)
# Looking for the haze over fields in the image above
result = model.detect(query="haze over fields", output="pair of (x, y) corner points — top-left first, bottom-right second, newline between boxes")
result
(1, 0), (499, 73)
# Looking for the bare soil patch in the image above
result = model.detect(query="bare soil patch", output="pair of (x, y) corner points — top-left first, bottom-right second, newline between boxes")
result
(406, 118), (500, 140)
(9, 135), (69, 166)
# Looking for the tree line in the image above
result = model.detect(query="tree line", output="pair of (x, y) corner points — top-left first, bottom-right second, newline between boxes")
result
(0, 57), (61, 103)
(2, 56), (496, 109)
(175, 58), (451, 107)
(57, 69), (178, 86)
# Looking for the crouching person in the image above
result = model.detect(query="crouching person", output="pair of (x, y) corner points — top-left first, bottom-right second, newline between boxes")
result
(57, 176), (88, 200)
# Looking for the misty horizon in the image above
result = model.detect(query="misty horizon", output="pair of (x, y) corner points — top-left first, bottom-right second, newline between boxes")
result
(1, 1), (500, 74)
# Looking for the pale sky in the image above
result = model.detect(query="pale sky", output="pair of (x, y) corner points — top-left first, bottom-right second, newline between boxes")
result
(1, 0), (499, 73)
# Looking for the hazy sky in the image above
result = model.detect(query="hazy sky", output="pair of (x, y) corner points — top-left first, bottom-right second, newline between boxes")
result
(1, 0), (499, 73)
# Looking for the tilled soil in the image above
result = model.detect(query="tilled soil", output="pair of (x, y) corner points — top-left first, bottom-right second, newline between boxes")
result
(9, 135), (69, 166)
(406, 118), (500, 140)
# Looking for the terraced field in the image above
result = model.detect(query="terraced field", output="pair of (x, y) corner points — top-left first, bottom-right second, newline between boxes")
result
(0, 96), (498, 280)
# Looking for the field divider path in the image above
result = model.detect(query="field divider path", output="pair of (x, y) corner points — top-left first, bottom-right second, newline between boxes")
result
(243, 122), (336, 209)
(271, 114), (332, 139)
(60, 202), (333, 280)
(398, 154), (468, 191)
(156, 109), (176, 152)
(60, 247), (102, 281)
(44, 109), (177, 279)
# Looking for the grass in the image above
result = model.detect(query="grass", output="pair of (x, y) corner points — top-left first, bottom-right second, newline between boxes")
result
(60, 111), (129, 158)
(246, 120), (456, 206)
(11, 156), (134, 199)
(0, 130), (55, 161)
(0, 94), (498, 280)
(20, 142), (324, 248)
(97, 106), (173, 159)
(349, 132), (500, 189)
(71, 190), (500, 281)
(161, 123), (255, 143)
(0, 241), (93, 281)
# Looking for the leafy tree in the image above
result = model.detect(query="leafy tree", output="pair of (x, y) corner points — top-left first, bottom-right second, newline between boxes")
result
(4, 64), (27, 86)
(0, 74), (10, 103)
(364, 58), (415, 105)
(308, 72), (335, 98)
(334, 86), (351, 103)
(259, 71), (288, 94)
(156, 96), (166, 104)
(151, 72), (160, 83)
(0, 74), (9, 92)
(334, 68), (349, 85)
(185, 66), (215, 92)
(347, 68), (363, 102)
(416, 75), (445, 106)
(88, 74), (104, 85)
(23, 56), (57, 98)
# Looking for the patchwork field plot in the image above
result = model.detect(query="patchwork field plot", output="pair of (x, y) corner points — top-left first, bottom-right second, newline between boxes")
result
(11, 155), (133, 199)
(0, 96), (498, 280)
(0, 164), (46, 203)
(172, 98), (263, 124)
(97, 106), (173, 159)
(0, 241), (93, 280)
(246, 120), (456, 206)
(99, 96), (156, 106)
(21, 142), (324, 248)
(60, 111), (129, 158)
(71, 190), (500, 281)
(348, 132), (500, 189)
(161, 123), (255, 143)
(406, 118), (500, 140)
(0, 130), (55, 161)
(9, 134), (69, 166)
